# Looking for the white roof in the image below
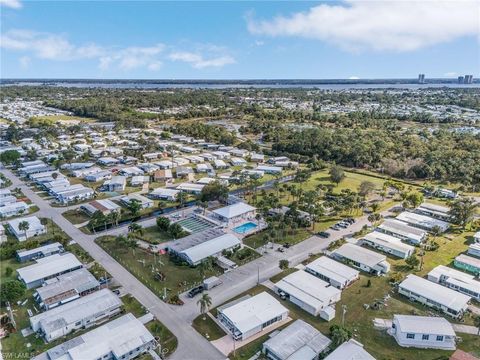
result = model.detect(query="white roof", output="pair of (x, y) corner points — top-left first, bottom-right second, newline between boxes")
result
(429, 265), (480, 297)
(176, 182), (205, 191)
(263, 320), (331, 359)
(30, 289), (121, 333)
(150, 188), (180, 197)
(399, 274), (471, 312)
(17, 242), (63, 258)
(213, 202), (256, 219)
(417, 202), (450, 215)
(220, 292), (288, 334)
(396, 211), (450, 231)
(181, 233), (241, 264)
(333, 243), (386, 268)
(305, 256), (359, 284)
(34, 313), (154, 360)
(8, 216), (44, 232)
(378, 219), (426, 242)
(474, 231), (480, 240)
(362, 231), (414, 254)
(275, 270), (341, 310)
(17, 253), (82, 285)
(324, 339), (375, 360)
(455, 254), (480, 268)
(393, 315), (455, 336)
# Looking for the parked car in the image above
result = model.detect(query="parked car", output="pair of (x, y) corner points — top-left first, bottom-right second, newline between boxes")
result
(337, 222), (348, 229)
(187, 285), (204, 298)
(317, 231), (331, 238)
(331, 225), (341, 231)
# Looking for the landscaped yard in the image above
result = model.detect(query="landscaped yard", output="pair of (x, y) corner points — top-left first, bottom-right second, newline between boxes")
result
(243, 228), (311, 249)
(62, 209), (91, 225)
(192, 314), (226, 341)
(139, 225), (173, 244)
(96, 235), (222, 302)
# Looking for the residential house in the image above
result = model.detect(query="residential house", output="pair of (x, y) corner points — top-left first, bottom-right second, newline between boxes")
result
(331, 243), (391, 275)
(390, 315), (456, 350)
(262, 320), (331, 360)
(398, 274), (470, 318)
(359, 231), (414, 259)
(304, 256), (359, 290)
(16, 242), (64, 263)
(218, 292), (289, 341)
(428, 265), (480, 301)
(17, 253), (83, 289)
(7, 216), (46, 241)
(454, 254), (480, 275)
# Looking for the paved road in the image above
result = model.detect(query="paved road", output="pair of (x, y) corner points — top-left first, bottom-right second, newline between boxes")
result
(2, 167), (387, 359)
(2, 168), (225, 360)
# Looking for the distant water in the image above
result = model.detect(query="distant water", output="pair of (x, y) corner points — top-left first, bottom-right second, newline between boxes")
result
(1, 79), (479, 90)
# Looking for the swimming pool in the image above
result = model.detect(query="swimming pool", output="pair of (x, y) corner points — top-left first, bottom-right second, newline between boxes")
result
(233, 222), (258, 234)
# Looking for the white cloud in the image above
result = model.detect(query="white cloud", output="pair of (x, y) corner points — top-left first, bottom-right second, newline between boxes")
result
(247, 1), (479, 52)
(1, 28), (234, 72)
(0, 0), (22, 9)
(169, 51), (235, 69)
(348, 76), (360, 80)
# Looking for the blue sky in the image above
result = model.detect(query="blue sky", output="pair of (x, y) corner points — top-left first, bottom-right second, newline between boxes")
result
(1, 0), (478, 79)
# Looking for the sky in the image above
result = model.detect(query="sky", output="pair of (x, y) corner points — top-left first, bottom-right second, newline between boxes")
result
(0, 0), (479, 79)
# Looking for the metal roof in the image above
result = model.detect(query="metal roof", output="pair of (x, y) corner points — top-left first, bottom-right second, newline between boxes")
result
(220, 292), (288, 334)
(17, 253), (82, 285)
(333, 243), (386, 268)
(212, 202), (256, 219)
(393, 315), (455, 336)
(324, 339), (375, 360)
(399, 274), (471, 312)
(263, 320), (331, 360)
(305, 256), (359, 284)
(30, 289), (121, 334)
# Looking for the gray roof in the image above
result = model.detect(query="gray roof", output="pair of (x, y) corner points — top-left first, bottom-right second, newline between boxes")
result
(17, 242), (63, 258)
(30, 289), (121, 334)
(35, 268), (100, 305)
(263, 320), (331, 359)
(17, 253), (82, 285)
(333, 243), (386, 268)
(33, 313), (154, 360)
(169, 228), (240, 264)
(393, 315), (455, 336)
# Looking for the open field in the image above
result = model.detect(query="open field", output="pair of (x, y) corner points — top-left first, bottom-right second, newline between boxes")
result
(29, 114), (96, 123)
(96, 235), (222, 302)
(243, 228), (310, 249)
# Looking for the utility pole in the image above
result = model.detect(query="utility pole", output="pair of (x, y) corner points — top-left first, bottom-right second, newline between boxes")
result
(342, 305), (347, 326)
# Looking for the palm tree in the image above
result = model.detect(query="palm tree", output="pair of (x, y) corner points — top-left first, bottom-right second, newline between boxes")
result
(18, 220), (29, 240)
(127, 199), (142, 218)
(197, 293), (212, 320)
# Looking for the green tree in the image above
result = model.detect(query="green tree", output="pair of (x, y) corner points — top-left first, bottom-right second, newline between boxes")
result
(18, 220), (30, 240)
(200, 181), (229, 203)
(168, 223), (183, 239)
(403, 192), (424, 209)
(406, 254), (420, 270)
(156, 216), (171, 231)
(127, 199), (142, 218)
(448, 198), (477, 229)
(329, 325), (352, 348)
(358, 181), (375, 197)
(329, 165), (345, 185)
(197, 292), (212, 320)
(0, 150), (21, 165)
(0, 280), (26, 304)
(474, 316), (480, 335)
(5, 267), (13, 277)
(279, 259), (289, 270)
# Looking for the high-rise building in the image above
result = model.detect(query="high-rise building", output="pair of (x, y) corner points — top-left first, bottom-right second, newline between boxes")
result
(464, 75), (473, 84)
(418, 74), (425, 84)
(458, 76), (464, 84)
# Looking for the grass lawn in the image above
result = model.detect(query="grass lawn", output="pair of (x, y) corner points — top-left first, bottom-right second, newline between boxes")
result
(192, 315), (226, 341)
(215, 227), (480, 360)
(146, 320), (178, 357)
(139, 225), (173, 244)
(243, 228), (310, 249)
(62, 209), (91, 225)
(96, 236), (222, 301)
(29, 114), (96, 123)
